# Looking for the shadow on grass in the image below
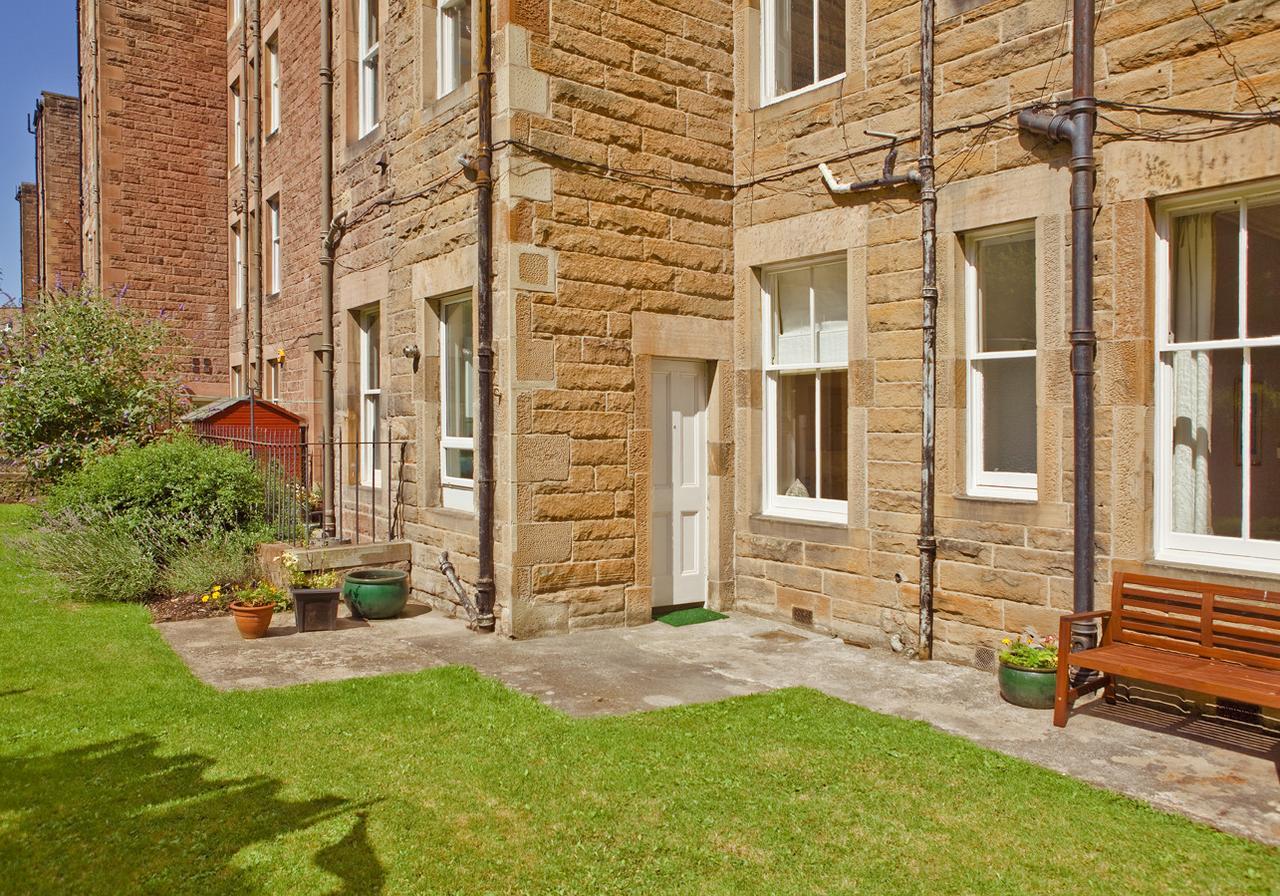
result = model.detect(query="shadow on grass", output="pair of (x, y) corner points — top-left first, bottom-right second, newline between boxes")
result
(0, 733), (383, 894)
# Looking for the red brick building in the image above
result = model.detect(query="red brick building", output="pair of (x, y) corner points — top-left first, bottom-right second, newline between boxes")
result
(32, 93), (82, 295)
(13, 183), (37, 303)
(78, 0), (230, 399)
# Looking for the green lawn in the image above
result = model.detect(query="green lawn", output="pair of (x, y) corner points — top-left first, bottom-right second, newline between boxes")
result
(0, 505), (1276, 895)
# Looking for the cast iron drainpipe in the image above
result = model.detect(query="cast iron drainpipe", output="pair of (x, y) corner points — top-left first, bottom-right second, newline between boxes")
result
(916, 0), (939, 661)
(250, 0), (265, 395)
(816, 1), (938, 660)
(319, 0), (337, 540)
(240, 5), (251, 395)
(473, 0), (497, 633)
(1017, 0), (1098, 653)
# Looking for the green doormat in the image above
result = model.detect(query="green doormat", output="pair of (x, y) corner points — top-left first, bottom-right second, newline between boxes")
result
(657, 607), (727, 627)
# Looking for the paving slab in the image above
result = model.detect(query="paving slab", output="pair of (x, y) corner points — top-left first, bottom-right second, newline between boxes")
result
(156, 605), (1280, 845)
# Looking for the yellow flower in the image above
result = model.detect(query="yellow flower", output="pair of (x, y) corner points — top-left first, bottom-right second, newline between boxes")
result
(201, 595), (210, 602)
(1001, 638), (1012, 645)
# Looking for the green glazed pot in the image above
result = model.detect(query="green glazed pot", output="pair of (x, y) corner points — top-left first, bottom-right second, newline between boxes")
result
(343, 569), (409, 620)
(997, 662), (1057, 710)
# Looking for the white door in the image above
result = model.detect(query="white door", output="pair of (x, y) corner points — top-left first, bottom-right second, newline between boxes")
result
(651, 359), (709, 608)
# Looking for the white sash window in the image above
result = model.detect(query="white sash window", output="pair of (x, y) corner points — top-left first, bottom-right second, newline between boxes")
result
(438, 0), (473, 98)
(440, 294), (475, 511)
(761, 0), (845, 105)
(358, 308), (382, 487)
(1156, 186), (1280, 571)
(357, 0), (381, 136)
(762, 258), (848, 523)
(965, 227), (1038, 499)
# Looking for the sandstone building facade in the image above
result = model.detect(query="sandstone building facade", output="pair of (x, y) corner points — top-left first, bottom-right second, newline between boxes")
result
(75, 0), (1280, 665)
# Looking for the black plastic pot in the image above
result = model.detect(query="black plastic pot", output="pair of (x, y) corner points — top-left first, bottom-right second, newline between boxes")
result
(291, 587), (341, 632)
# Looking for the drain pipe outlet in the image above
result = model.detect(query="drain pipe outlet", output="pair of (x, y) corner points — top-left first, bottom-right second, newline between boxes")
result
(818, 162), (920, 194)
(438, 552), (480, 627)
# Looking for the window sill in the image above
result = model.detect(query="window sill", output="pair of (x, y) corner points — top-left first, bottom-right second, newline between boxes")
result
(1153, 549), (1280, 578)
(424, 78), (475, 122)
(748, 512), (855, 546)
(755, 509), (848, 528)
(434, 501), (474, 516)
(755, 74), (845, 116)
(345, 124), (385, 163)
(937, 493), (1068, 528)
(959, 489), (1038, 505)
(266, 291), (281, 302)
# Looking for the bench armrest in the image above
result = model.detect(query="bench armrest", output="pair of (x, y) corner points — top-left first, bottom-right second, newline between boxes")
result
(1058, 609), (1111, 624)
(1057, 610), (1112, 656)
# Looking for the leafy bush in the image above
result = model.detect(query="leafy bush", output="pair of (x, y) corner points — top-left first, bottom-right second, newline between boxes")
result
(22, 510), (158, 603)
(158, 531), (260, 598)
(47, 434), (266, 547)
(0, 285), (184, 479)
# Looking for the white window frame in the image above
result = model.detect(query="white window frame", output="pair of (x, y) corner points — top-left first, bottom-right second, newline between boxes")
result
(357, 0), (381, 137)
(267, 35), (281, 135)
(439, 293), (475, 512)
(964, 225), (1039, 500)
(760, 0), (846, 107)
(1154, 182), (1280, 573)
(358, 308), (383, 488)
(231, 365), (243, 395)
(437, 0), (471, 99)
(761, 257), (849, 524)
(231, 80), (243, 168)
(267, 195), (281, 294)
(232, 220), (244, 310)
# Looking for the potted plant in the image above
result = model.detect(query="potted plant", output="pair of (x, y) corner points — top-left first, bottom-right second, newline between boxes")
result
(281, 551), (341, 633)
(226, 580), (289, 640)
(997, 634), (1059, 709)
(343, 568), (409, 619)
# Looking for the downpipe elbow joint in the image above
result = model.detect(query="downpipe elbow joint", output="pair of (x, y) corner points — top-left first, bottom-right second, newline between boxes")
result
(1017, 109), (1076, 144)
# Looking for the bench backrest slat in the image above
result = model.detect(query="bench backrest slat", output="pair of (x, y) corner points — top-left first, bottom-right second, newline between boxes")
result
(1112, 572), (1280, 672)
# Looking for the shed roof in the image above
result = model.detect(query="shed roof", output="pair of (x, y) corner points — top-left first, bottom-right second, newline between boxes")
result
(180, 395), (305, 426)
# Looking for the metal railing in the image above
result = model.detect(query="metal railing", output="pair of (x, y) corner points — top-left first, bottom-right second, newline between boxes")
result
(196, 426), (408, 546)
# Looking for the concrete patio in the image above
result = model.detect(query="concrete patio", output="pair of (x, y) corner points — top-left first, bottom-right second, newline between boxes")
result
(157, 604), (1280, 846)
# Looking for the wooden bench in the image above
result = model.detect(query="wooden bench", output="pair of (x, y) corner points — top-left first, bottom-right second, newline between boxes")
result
(1054, 572), (1280, 728)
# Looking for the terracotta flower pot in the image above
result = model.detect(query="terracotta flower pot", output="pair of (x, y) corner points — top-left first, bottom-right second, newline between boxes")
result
(230, 602), (275, 640)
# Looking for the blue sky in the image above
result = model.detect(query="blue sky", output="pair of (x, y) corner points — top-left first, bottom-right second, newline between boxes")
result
(0, 3), (79, 304)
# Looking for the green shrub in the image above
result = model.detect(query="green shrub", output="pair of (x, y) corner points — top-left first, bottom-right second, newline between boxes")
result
(22, 511), (158, 603)
(0, 284), (184, 479)
(158, 531), (260, 597)
(47, 434), (266, 547)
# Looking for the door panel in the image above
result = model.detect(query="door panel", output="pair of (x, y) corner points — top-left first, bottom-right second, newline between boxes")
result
(651, 360), (709, 608)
